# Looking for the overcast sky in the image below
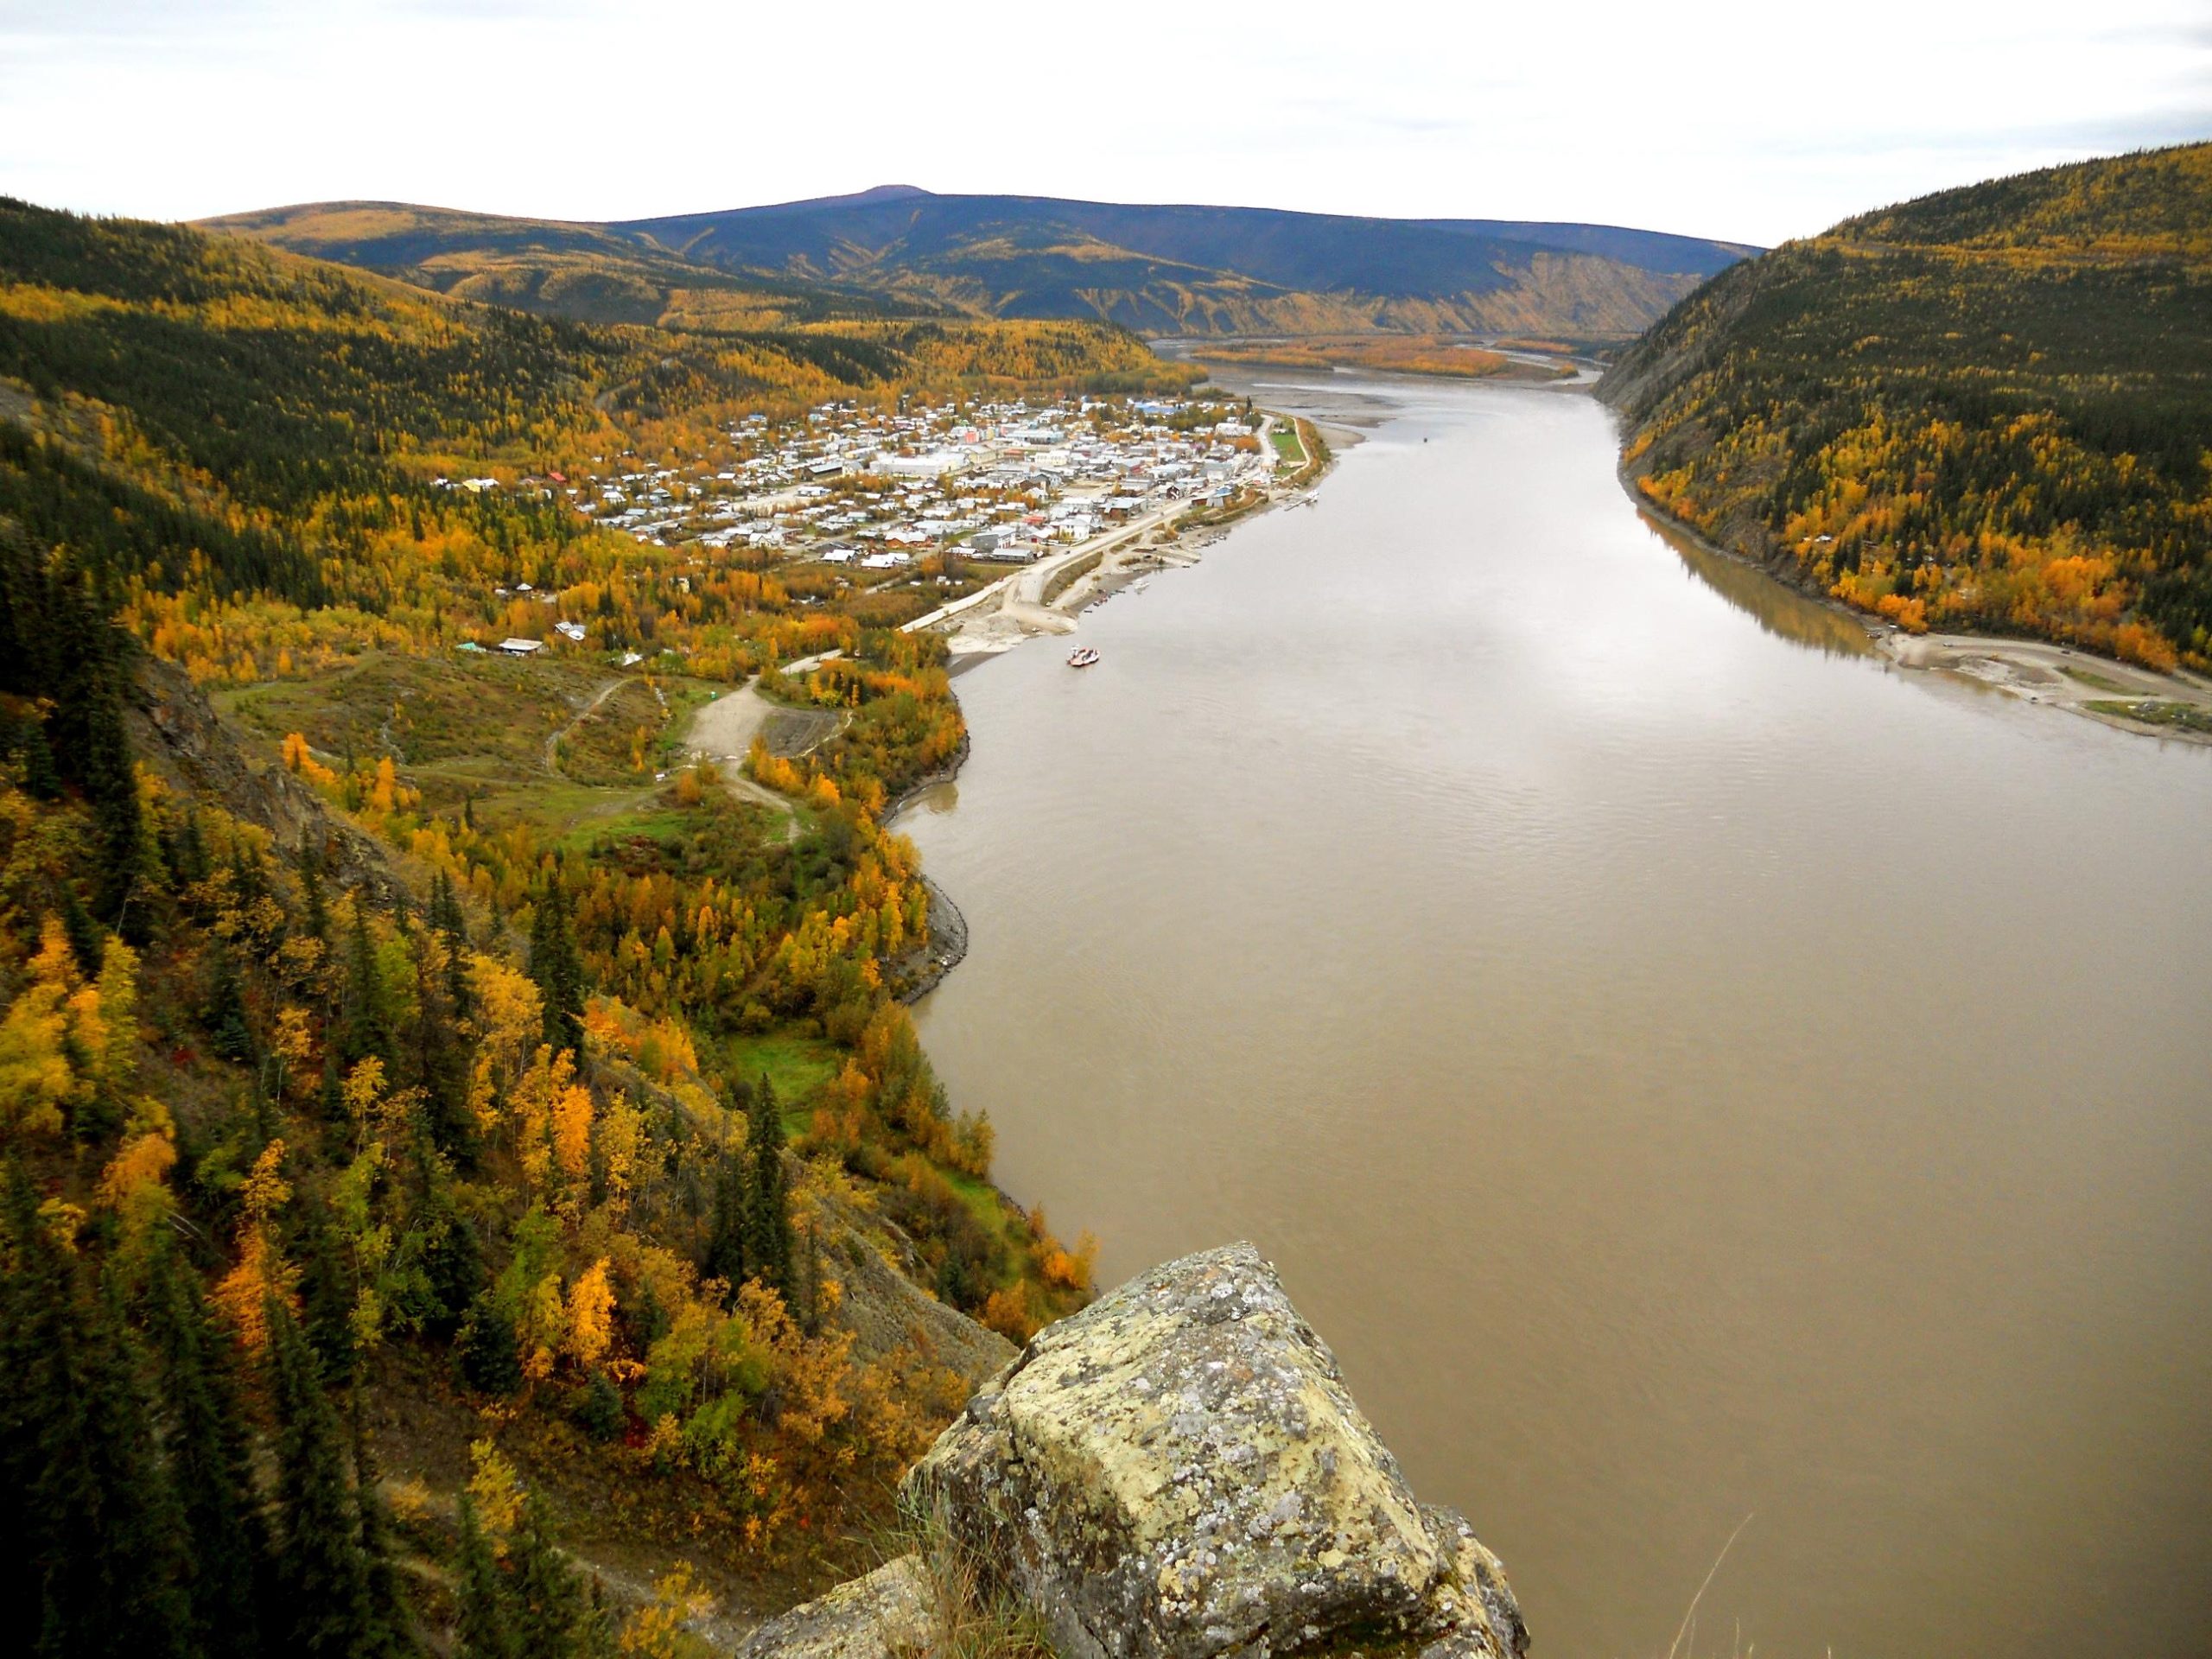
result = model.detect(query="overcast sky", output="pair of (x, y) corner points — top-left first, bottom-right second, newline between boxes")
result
(3, 0), (2206, 247)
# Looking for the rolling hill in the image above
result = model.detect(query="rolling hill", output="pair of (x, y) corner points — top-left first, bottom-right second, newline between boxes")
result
(197, 199), (918, 329)
(1599, 143), (2212, 669)
(207, 188), (1757, 343)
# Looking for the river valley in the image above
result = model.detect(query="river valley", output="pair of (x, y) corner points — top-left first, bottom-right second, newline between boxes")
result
(900, 373), (2212, 1659)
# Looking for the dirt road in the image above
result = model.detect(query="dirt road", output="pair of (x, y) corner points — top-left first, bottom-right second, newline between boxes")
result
(680, 681), (817, 830)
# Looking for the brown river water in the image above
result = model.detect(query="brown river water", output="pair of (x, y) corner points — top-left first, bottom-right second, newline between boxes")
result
(899, 373), (2212, 1659)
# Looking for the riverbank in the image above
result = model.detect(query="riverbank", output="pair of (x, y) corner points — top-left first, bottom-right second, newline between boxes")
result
(1621, 475), (2212, 744)
(911, 410), (1338, 668)
(880, 404), (1339, 1008)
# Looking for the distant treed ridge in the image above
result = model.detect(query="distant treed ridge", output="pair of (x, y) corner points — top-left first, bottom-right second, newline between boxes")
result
(205, 188), (1758, 343)
(1599, 143), (2212, 669)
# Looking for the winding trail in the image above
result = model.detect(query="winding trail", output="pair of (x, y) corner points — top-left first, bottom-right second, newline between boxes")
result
(544, 675), (625, 775)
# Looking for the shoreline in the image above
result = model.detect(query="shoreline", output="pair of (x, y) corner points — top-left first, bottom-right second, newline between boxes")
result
(890, 404), (1339, 1004)
(1620, 471), (2212, 745)
(914, 408), (1338, 670)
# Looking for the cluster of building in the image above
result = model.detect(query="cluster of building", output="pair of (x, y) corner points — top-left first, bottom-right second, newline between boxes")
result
(466, 395), (1280, 655)
(573, 396), (1268, 569)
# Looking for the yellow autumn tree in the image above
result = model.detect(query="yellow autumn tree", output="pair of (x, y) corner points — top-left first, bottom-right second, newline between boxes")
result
(597, 1092), (645, 1218)
(550, 1073), (594, 1188)
(565, 1259), (614, 1370)
(467, 1440), (524, 1535)
(0, 918), (83, 1137)
(213, 1139), (297, 1349)
(96, 1096), (179, 1245)
(468, 953), (543, 1132)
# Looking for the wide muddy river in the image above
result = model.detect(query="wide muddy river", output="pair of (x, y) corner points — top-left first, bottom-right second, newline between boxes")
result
(900, 373), (2212, 1659)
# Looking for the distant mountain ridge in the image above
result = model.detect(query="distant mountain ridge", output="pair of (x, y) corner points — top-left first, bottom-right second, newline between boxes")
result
(206, 188), (1758, 342)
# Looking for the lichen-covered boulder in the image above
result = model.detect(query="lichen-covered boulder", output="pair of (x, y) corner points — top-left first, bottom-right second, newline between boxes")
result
(901, 1243), (1527, 1659)
(734, 1555), (934, 1659)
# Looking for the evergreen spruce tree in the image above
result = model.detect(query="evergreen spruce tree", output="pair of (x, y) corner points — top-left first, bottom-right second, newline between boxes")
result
(298, 1205), (359, 1388)
(317, 1047), (346, 1124)
(456, 1291), (523, 1396)
(703, 1124), (750, 1290)
(17, 709), (60, 800)
(0, 1168), (55, 1630)
(410, 921), (472, 1154)
(230, 839), (266, 909)
(207, 942), (257, 1065)
(528, 877), (585, 1056)
(0, 1171), (191, 1659)
(299, 836), (330, 945)
(53, 578), (147, 928)
(0, 528), (48, 698)
(79, 1278), (194, 1659)
(265, 1298), (376, 1656)
(507, 1491), (601, 1658)
(418, 1187), (484, 1340)
(451, 1495), (518, 1659)
(572, 1371), (622, 1444)
(340, 896), (393, 1066)
(430, 871), (467, 944)
(173, 809), (211, 889)
(58, 885), (104, 978)
(147, 1243), (268, 1659)
(744, 1076), (793, 1300)
(434, 874), (476, 1021)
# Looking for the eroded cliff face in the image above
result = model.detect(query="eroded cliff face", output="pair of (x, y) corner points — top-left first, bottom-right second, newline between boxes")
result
(743, 1244), (1527, 1659)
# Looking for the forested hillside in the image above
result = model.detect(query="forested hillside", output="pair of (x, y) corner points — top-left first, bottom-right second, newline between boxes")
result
(1600, 143), (2212, 670)
(1, 199), (1180, 680)
(210, 188), (1758, 344)
(0, 200), (1132, 1655)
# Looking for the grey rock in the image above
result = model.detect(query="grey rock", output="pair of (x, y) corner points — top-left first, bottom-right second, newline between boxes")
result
(735, 1555), (934, 1659)
(899, 1243), (1527, 1659)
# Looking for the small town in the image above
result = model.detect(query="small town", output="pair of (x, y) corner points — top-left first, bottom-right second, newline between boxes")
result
(449, 391), (1306, 658)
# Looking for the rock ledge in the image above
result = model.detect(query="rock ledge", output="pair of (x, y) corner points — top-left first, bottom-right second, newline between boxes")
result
(742, 1243), (1526, 1659)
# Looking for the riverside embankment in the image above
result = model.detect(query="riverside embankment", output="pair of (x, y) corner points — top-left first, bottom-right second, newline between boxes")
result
(1623, 477), (2212, 744)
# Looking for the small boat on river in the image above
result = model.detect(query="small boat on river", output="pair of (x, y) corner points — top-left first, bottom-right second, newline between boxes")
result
(1067, 646), (1100, 668)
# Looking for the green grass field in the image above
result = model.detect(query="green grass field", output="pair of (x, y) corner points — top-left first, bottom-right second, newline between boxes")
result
(2061, 664), (2133, 694)
(720, 1030), (843, 1119)
(2085, 699), (2212, 734)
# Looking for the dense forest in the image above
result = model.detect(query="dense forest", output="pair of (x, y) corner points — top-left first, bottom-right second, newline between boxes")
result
(0, 200), (1141, 1654)
(1600, 143), (2212, 670)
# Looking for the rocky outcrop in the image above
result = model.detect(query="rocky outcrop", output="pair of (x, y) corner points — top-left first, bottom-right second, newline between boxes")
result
(741, 1243), (1526, 1659)
(738, 1557), (937, 1659)
(129, 656), (407, 906)
(813, 1180), (1017, 1389)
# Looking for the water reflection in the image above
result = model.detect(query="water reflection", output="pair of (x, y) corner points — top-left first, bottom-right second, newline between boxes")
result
(1638, 511), (1876, 659)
